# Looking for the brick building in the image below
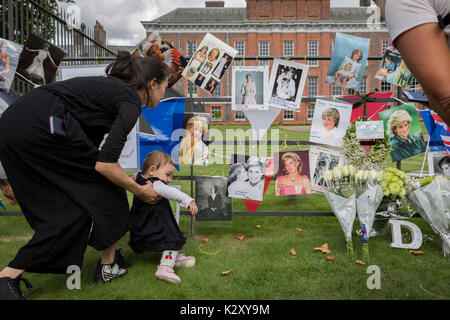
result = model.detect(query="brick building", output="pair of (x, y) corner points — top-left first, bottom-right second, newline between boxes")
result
(141, 0), (396, 124)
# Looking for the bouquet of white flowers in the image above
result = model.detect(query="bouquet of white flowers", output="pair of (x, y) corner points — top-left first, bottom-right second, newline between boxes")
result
(408, 175), (450, 256)
(354, 169), (384, 263)
(323, 165), (357, 258)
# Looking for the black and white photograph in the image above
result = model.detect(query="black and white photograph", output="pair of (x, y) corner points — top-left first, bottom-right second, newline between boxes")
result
(232, 66), (268, 111)
(227, 156), (266, 201)
(16, 33), (66, 86)
(428, 151), (450, 177)
(195, 176), (232, 222)
(267, 59), (308, 110)
(0, 38), (23, 93)
(309, 146), (344, 192)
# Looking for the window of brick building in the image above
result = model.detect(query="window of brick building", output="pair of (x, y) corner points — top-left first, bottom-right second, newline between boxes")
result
(284, 109), (294, 120)
(187, 82), (197, 97)
(331, 85), (343, 96)
(308, 77), (318, 97)
(235, 110), (245, 121)
(307, 104), (315, 120)
(259, 41), (270, 56)
(381, 80), (392, 92)
(186, 41), (197, 57)
(211, 82), (221, 96)
(308, 41), (319, 67)
(211, 106), (222, 122)
(283, 41), (294, 56)
(381, 40), (390, 55)
(234, 41), (245, 66)
(359, 77), (367, 94)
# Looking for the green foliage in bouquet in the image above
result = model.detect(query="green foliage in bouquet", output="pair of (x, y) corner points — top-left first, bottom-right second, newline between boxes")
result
(343, 119), (390, 169)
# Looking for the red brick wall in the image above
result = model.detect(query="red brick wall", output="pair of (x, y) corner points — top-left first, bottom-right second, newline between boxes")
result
(151, 1), (392, 124)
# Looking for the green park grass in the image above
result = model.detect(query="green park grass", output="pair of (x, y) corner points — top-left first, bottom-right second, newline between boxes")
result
(0, 124), (448, 300)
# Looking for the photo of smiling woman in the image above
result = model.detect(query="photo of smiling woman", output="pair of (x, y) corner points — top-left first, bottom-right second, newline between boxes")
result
(380, 105), (427, 162)
(386, 110), (427, 162)
(275, 151), (311, 196)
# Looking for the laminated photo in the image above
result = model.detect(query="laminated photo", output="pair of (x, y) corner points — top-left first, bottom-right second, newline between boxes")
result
(173, 113), (211, 166)
(135, 31), (187, 88)
(274, 151), (311, 196)
(0, 38), (23, 93)
(267, 59), (308, 110)
(182, 33), (237, 93)
(195, 176), (232, 222)
(375, 43), (402, 84)
(309, 99), (352, 147)
(393, 60), (416, 90)
(232, 66), (268, 111)
(355, 120), (385, 140)
(379, 104), (427, 163)
(227, 156), (266, 201)
(0, 90), (18, 115)
(309, 146), (344, 192)
(428, 151), (450, 176)
(16, 33), (65, 86)
(326, 33), (370, 90)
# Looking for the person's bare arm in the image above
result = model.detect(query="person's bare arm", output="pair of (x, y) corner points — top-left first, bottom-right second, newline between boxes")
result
(95, 161), (160, 204)
(394, 23), (450, 124)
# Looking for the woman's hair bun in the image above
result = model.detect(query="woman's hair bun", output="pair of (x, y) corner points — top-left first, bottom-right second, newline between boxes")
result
(116, 50), (132, 60)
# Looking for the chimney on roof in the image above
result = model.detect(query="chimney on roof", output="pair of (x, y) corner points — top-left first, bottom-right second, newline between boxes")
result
(205, 1), (225, 7)
(360, 0), (371, 6)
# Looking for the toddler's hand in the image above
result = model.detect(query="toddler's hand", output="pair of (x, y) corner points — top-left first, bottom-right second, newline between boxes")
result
(188, 201), (198, 215)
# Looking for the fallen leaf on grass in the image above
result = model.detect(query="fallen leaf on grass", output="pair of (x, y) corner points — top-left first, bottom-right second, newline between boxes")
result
(326, 256), (335, 261)
(290, 248), (296, 256)
(313, 243), (331, 254)
(201, 238), (209, 243)
(295, 228), (303, 232)
(234, 234), (245, 240)
(255, 225), (261, 229)
(221, 270), (232, 276)
(355, 260), (366, 265)
(410, 250), (425, 255)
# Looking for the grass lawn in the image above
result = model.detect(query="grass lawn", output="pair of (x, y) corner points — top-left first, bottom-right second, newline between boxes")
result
(0, 124), (448, 300)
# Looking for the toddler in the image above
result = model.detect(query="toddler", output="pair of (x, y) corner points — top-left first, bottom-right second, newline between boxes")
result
(332, 62), (353, 87)
(129, 150), (198, 284)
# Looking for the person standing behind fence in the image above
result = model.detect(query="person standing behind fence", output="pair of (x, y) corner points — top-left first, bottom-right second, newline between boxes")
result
(129, 151), (198, 285)
(373, 0), (450, 125)
(0, 52), (169, 300)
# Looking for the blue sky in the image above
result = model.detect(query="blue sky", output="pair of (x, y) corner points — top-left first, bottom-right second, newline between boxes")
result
(63, 0), (374, 46)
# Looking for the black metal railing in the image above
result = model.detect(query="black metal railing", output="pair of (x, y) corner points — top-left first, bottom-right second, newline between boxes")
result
(1, 0), (116, 95)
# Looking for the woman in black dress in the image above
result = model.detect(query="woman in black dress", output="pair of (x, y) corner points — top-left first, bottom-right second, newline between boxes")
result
(0, 51), (169, 299)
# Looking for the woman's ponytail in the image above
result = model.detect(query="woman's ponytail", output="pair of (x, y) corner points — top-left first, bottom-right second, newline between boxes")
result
(106, 50), (169, 96)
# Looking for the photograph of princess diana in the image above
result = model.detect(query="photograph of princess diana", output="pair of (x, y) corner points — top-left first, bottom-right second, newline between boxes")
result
(274, 151), (311, 196)
(379, 104), (427, 163)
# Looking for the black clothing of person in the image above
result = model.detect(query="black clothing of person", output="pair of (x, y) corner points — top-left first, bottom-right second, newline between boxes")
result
(0, 76), (142, 273)
(129, 174), (186, 253)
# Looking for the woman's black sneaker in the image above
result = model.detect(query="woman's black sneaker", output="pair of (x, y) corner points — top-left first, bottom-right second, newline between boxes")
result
(93, 249), (131, 283)
(0, 276), (32, 300)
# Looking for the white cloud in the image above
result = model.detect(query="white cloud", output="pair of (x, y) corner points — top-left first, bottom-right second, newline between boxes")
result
(62, 0), (370, 46)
